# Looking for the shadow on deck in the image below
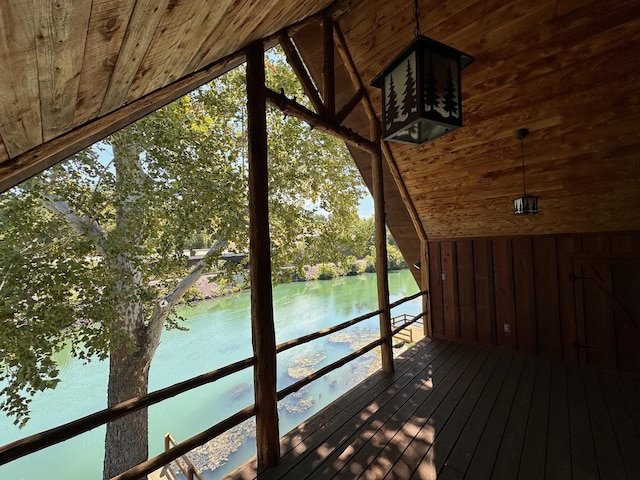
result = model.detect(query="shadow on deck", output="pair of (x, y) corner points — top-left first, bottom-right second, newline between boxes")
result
(225, 337), (640, 479)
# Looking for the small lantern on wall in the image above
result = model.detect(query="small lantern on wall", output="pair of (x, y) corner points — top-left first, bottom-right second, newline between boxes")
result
(371, 0), (474, 145)
(513, 128), (539, 215)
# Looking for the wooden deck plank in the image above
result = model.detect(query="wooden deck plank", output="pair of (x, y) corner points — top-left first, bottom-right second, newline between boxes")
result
(544, 363), (572, 480)
(488, 356), (538, 479)
(372, 346), (484, 480)
(618, 376), (640, 437)
(269, 340), (460, 479)
(567, 367), (599, 480)
(294, 343), (474, 479)
(464, 354), (526, 478)
(230, 339), (452, 480)
(225, 339), (640, 480)
(442, 352), (514, 475)
(424, 351), (503, 477)
(344, 346), (485, 479)
(583, 370), (628, 479)
(600, 374), (640, 478)
(518, 360), (552, 480)
(404, 348), (493, 479)
(357, 350), (501, 479)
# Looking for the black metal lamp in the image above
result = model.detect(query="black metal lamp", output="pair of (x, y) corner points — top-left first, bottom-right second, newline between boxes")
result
(371, 0), (474, 145)
(513, 128), (539, 215)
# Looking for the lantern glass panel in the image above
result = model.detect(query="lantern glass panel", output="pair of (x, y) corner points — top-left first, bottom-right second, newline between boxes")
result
(514, 195), (539, 215)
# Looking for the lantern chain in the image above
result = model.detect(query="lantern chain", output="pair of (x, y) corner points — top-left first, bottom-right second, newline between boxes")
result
(515, 128), (530, 194)
(414, 0), (422, 37)
(520, 138), (527, 194)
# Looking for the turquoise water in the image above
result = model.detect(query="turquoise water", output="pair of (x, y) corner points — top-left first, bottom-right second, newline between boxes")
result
(0, 270), (420, 479)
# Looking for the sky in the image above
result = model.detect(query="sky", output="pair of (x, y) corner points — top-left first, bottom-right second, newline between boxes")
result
(358, 193), (374, 218)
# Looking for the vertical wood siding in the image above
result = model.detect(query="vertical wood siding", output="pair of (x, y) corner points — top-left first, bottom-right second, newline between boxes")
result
(428, 231), (640, 374)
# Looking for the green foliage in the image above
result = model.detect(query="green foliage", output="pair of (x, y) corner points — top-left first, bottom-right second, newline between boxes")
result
(363, 242), (407, 273)
(387, 244), (407, 270)
(317, 263), (337, 280)
(342, 256), (360, 276)
(364, 252), (377, 273)
(0, 49), (366, 429)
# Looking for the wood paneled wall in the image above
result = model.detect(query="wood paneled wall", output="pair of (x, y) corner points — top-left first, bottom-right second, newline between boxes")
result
(428, 231), (640, 374)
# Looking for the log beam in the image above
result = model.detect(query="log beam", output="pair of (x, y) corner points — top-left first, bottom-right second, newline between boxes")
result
(322, 14), (336, 118)
(371, 122), (394, 373)
(246, 41), (280, 469)
(420, 238), (432, 337)
(265, 87), (377, 154)
(335, 89), (364, 124)
(277, 33), (325, 116)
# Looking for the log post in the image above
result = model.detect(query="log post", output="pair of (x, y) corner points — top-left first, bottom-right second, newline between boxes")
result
(246, 41), (280, 468)
(420, 238), (432, 337)
(372, 125), (394, 373)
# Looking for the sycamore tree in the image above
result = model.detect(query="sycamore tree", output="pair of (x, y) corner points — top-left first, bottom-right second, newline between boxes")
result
(0, 51), (365, 479)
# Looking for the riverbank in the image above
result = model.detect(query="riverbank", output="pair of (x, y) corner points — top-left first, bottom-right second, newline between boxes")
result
(191, 259), (406, 301)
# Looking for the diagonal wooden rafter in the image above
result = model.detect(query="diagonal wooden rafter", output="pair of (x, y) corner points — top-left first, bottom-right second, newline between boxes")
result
(332, 21), (428, 243)
(335, 89), (364, 124)
(265, 87), (376, 154)
(277, 33), (326, 116)
(323, 14), (336, 118)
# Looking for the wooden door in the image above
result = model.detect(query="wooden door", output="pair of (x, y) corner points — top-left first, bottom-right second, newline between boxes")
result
(572, 255), (640, 374)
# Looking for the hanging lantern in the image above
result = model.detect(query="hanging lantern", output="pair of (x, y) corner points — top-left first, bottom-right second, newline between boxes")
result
(371, 2), (474, 145)
(513, 128), (539, 215)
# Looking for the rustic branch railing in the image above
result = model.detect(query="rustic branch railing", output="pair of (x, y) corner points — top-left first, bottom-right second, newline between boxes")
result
(389, 290), (425, 309)
(113, 405), (255, 480)
(0, 356), (255, 464)
(0, 291), (428, 478)
(277, 338), (384, 400)
(276, 309), (382, 353)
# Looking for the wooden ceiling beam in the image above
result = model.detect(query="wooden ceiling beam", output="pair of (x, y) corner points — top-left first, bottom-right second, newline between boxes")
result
(265, 87), (376, 154)
(277, 33), (326, 116)
(335, 89), (364, 124)
(323, 14), (336, 118)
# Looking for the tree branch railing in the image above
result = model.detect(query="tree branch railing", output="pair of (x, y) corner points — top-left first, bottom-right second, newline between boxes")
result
(277, 337), (384, 400)
(0, 356), (255, 464)
(0, 290), (428, 477)
(389, 290), (426, 309)
(113, 405), (256, 480)
(276, 309), (382, 353)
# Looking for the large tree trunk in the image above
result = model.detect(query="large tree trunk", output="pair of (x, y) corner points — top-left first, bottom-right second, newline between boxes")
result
(102, 331), (151, 479)
(103, 132), (153, 479)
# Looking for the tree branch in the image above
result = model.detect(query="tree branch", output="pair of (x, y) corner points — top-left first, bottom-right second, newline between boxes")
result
(145, 239), (229, 356)
(40, 193), (107, 255)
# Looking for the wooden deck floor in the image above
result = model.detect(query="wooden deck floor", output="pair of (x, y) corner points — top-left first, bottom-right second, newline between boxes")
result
(225, 338), (640, 480)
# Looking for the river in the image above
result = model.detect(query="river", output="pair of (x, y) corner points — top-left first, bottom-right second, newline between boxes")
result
(0, 270), (421, 479)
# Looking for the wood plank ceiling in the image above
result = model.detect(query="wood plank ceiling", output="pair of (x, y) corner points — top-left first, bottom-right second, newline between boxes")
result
(1, 0), (640, 243)
(332, 0), (640, 239)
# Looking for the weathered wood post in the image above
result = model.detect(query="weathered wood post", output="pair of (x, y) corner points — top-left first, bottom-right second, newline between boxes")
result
(246, 41), (280, 468)
(420, 238), (432, 337)
(372, 125), (394, 373)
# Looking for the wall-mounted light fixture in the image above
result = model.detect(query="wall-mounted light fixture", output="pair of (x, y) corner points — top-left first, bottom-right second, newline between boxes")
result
(371, 0), (474, 145)
(513, 128), (539, 215)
